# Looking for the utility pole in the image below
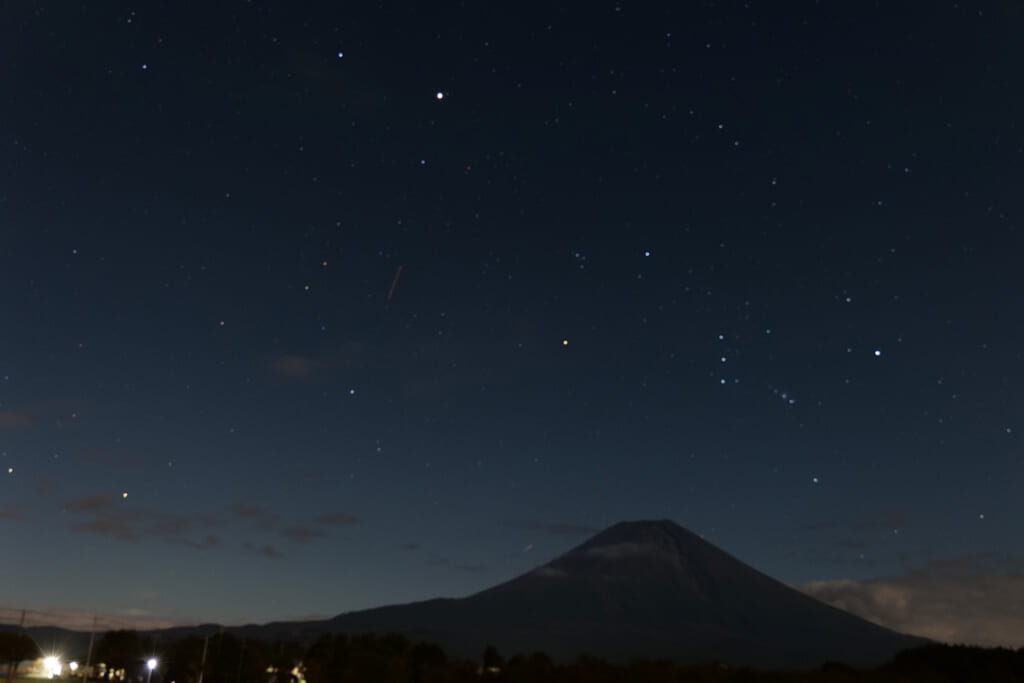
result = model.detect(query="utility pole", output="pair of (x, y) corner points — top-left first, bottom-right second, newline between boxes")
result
(197, 635), (208, 683)
(82, 617), (97, 681)
(235, 638), (246, 683)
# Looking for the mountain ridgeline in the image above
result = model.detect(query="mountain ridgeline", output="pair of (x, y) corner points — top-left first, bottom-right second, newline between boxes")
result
(225, 519), (927, 668)
(22, 520), (930, 669)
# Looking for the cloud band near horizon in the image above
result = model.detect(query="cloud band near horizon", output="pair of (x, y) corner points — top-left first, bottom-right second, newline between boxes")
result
(799, 554), (1024, 649)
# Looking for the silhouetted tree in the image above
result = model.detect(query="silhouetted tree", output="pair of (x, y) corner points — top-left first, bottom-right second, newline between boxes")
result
(570, 654), (619, 683)
(94, 630), (145, 677)
(101, 632), (1024, 683)
(197, 633), (270, 683)
(266, 639), (304, 683)
(0, 632), (41, 683)
(406, 640), (446, 683)
(161, 635), (208, 683)
(881, 643), (1024, 683)
(332, 632), (409, 683)
(504, 651), (557, 683)
(410, 640), (447, 668)
(301, 634), (334, 683)
(482, 644), (504, 671)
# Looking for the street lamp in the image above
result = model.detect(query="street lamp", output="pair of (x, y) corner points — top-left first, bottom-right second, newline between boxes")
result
(43, 657), (61, 679)
(146, 658), (157, 683)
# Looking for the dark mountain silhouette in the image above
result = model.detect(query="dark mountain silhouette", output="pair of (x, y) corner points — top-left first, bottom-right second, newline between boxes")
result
(14, 520), (929, 669)
(317, 519), (928, 667)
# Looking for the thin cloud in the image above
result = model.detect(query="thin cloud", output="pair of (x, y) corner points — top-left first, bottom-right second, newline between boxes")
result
(32, 475), (63, 496)
(149, 514), (192, 537)
(0, 410), (30, 428)
(182, 535), (220, 550)
(399, 542), (420, 551)
(229, 501), (351, 545)
(270, 354), (323, 380)
(228, 502), (280, 532)
(280, 526), (325, 543)
(806, 508), (910, 534)
(64, 493), (118, 513)
(425, 555), (488, 574)
(229, 503), (270, 519)
(65, 498), (217, 548)
(0, 506), (26, 522)
(79, 446), (146, 469)
(504, 519), (601, 536)
(316, 512), (360, 526)
(70, 513), (138, 542)
(243, 541), (285, 559)
(800, 554), (1024, 648)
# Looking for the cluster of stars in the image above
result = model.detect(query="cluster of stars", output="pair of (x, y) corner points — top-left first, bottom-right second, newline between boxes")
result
(0, 1), (1016, 633)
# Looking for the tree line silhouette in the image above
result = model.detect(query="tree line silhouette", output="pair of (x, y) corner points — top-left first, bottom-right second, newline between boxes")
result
(4, 629), (1024, 683)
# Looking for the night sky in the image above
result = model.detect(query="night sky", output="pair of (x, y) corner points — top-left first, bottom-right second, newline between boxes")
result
(2, 1), (1023, 647)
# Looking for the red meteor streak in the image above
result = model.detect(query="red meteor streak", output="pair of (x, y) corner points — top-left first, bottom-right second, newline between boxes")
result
(387, 265), (404, 301)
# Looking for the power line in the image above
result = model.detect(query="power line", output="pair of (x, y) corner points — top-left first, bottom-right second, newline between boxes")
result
(0, 606), (175, 633)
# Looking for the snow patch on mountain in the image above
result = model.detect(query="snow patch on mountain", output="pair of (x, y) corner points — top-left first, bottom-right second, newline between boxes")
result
(584, 542), (662, 560)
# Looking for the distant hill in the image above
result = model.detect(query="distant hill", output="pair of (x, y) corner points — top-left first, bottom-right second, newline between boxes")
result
(15, 520), (929, 669)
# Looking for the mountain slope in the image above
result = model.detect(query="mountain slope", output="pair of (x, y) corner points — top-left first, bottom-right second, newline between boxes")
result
(13, 520), (927, 669)
(321, 520), (927, 667)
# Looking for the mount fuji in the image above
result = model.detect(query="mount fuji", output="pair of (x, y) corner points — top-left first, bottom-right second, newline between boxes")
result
(26, 520), (927, 669)
(263, 519), (927, 668)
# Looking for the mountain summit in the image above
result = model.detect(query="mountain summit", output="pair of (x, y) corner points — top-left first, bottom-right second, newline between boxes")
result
(319, 520), (926, 668)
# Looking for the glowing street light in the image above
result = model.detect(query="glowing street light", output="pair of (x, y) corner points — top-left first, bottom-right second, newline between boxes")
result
(146, 658), (157, 683)
(43, 656), (62, 678)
